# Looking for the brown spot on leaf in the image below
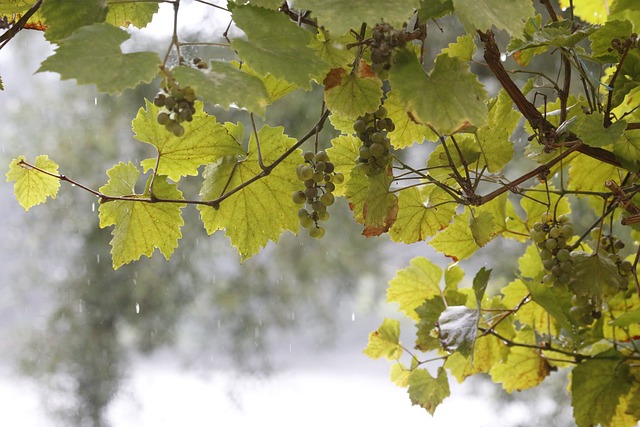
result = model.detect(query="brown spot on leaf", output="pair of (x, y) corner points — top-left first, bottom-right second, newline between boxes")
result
(361, 195), (398, 237)
(323, 68), (346, 90)
(358, 61), (377, 78)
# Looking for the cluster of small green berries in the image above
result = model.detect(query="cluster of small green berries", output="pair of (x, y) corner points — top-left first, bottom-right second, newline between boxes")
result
(354, 106), (394, 176)
(569, 294), (600, 326)
(369, 23), (406, 80)
(153, 85), (197, 137)
(292, 150), (344, 239)
(531, 213), (575, 287)
(595, 232), (633, 280)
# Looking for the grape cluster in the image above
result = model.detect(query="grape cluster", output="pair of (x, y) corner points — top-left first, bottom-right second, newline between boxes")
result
(609, 33), (638, 54)
(530, 213), (575, 287)
(153, 85), (197, 137)
(292, 150), (344, 239)
(369, 23), (406, 80)
(569, 294), (600, 326)
(595, 232), (633, 280)
(354, 106), (394, 176)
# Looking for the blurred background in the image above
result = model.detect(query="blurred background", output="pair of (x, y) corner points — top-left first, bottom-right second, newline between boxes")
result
(0, 2), (576, 426)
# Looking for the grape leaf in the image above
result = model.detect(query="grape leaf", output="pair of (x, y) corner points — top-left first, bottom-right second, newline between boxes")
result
(363, 318), (403, 360)
(520, 183), (571, 229)
(576, 113), (627, 148)
(172, 63), (269, 116)
(386, 90), (438, 149)
(613, 130), (640, 172)
(472, 267), (491, 308)
(230, 61), (298, 105)
(452, 0), (534, 36)
(133, 100), (245, 181)
(230, 4), (329, 88)
(418, 0), (453, 21)
(294, 0), (419, 36)
(37, 23), (160, 94)
(41, 0), (107, 42)
(445, 333), (508, 382)
(571, 252), (628, 300)
(572, 350), (632, 427)
(560, 0), (608, 24)
(6, 155), (60, 211)
(415, 297), (447, 352)
(489, 330), (551, 392)
(389, 186), (456, 244)
(407, 367), (450, 415)
(390, 362), (412, 388)
(506, 20), (597, 53)
(387, 256), (443, 322)
(501, 279), (559, 335)
(197, 126), (300, 261)
(469, 211), (496, 247)
(568, 154), (621, 193)
(311, 30), (355, 70)
(523, 279), (575, 332)
(609, 0), (640, 32)
(590, 20), (634, 63)
(390, 49), (488, 135)
(437, 306), (479, 357)
(323, 64), (383, 120)
(430, 210), (479, 261)
(98, 162), (185, 269)
(106, 0), (158, 29)
(345, 167), (397, 236)
(325, 134), (359, 196)
(442, 34), (475, 61)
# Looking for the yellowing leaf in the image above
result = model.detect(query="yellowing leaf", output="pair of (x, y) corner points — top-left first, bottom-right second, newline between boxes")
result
(6, 155), (60, 211)
(363, 318), (403, 360)
(386, 90), (437, 149)
(389, 186), (457, 244)
(323, 64), (383, 120)
(387, 257), (443, 322)
(560, 0), (608, 24)
(390, 362), (412, 387)
(489, 330), (551, 392)
(572, 351), (632, 427)
(442, 34), (476, 61)
(345, 166), (397, 236)
(415, 297), (447, 352)
(576, 112), (627, 148)
(469, 210), (496, 247)
(37, 23), (161, 94)
(568, 154), (621, 193)
(502, 279), (559, 336)
(407, 367), (450, 415)
(197, 126), (300, 260)
(520, 183), (571, 228)
(326, 134), (359, 196)
(390, 49), (488, 135)
(106, 1), (158, 28)
(453, 0), (534, 35)
(98, 162), (185, 269)
(430, 210), (480, 261)
(134, 100), (245, 181)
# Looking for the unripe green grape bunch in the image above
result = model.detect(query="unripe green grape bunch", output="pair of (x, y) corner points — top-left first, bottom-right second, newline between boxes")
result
(531, 213), (575, 288)
(369, 22), (406, 80)
(354, 106), (394, 176)
(153, 84), (197, 137)
(592, 231), (633, 282)
(292, 150), (344, 239)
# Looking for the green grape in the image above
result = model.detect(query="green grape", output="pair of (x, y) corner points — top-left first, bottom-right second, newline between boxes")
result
(316, 211), (330, 221)
(559, 261), (574, 273)
(370, 142), (385, 157)
(324, 182), (336, 192)
(556, 249), (571, 262)
(313, 171), (325, 182)
(309, 226), (325, 239)
(354, 119), (367, 133)
(320, 192), (335, 206)
(569, 305), (594, 325)
(332, 173), (345, 184)
(315, 161), (327, 172)
(359, 146), (372, 159)
(544, 238), (558, 250)
(619, 260), (633, 274)
(297, 165), (314, 181)
(312, 200), (327, 212)
(539, 249), (553, 260)
(154, 93), (166, 107)
(374, 106), (387, 118)
(157, 112), (170, 125)
(530, 229), (546, 243)
(324, 162), (335, 174)
(560, 224), (573, 237)
(356, 162), (371, 175)
(542, 259), (556, 271)
(165, 96), (176, 110)
(293, 190), (307, 204)
(305, 187), (318, 199)
(551, 265), (562, 277)
(299, 215), (314, 228)
(316, 151), (330, 163)
(371, 132), (385, 145)
(303, 151), (315, 162)
(549, 227), (561, 239)
(614, 239), (625, 250)
(533, 222), (544, 232)
(304, 179), (315, 188)
(542, 274), (554, 285)
(184, 87), (196, 103)
(298, 208), (310, 219)
(540, 212), (552, 223)
(172, 124), (185, 137)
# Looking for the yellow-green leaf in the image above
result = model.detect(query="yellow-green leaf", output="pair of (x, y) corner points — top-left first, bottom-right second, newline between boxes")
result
(134, 100), (245, 181)
(363, 318), (403, 360)
(386, 90), (438, 149)
(430, 210), (480, 261)
(323, 64), (383, 120)
(345, 166), (397, 236)
(6, 155), (60, 211)
(326, 134), (359, 196)
(98, 162), (185, 269)
(197, 126), (300, 260)
(387, 257), (443, 322)
(407, 367), (450, 415)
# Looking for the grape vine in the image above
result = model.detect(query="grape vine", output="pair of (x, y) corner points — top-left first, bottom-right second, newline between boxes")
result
(4, 0), (640, 425)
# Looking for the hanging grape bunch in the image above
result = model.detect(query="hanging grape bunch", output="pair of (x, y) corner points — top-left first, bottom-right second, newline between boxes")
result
(530, 213), (576, 287)
(354, 106), (394, 176)
(369, 22), (406, 80)
(153, 84), (197, 137)
(596, 233), (633, 279)
(292, 150), (344, 239)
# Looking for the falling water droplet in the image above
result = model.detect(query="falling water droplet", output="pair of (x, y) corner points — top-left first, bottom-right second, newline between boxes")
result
(500, 53), (507, 62)
(135, 303), (140, 314)
(78, 300), (83, 313)
(351, 313), (356, 321)
(94, 97), (98, 106)
(96, 254), (100, 264)
(91, 202), (95, 212)
(289, 343), (292, 353)
(291, 311), (295, 321)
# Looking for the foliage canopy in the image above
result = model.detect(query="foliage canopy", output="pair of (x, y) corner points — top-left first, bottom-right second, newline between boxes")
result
(3, 0), (640, 424)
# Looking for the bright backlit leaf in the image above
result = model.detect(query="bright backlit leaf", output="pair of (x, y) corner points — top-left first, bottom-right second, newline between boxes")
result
(386, 90), (438, 149)
(133, 100), (245, 181)
(6, 155), (60, 211)
(325, 134), (359, 196)
(106, 0), (158, 28)
(453, 0), (534, 36)
(345, 167), (397, 236)
(363, 318), (403, 360)
(197, 126), (300, 261)
(387, 257), (443, 322)
(576, 113), (627, 148)
(560, 0), (608, 24)
(390, 49), (488, 135)
(98, 162), (185, 269)
(37, 23), (161, 94)
(323, 64), (383, 120)
(430, 210), (479, 261)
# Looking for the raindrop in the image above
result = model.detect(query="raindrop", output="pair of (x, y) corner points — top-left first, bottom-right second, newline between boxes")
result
(78, 300), (83, 313)
(71, 183), (76, 187)
(133, 279), (137, 285)
(351, 313), (356, 321)
(289, 343), (292, 353)
(91, 202), (95, 212)
(135, 303), (140, 314)
(291, 311), (295, 321)
(96, 254), (100, 264)
(94, 97), (98, 105)
(500, 53), (507, 62)
(217, 319), (221, 329)
(561, 7), (567, 11)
